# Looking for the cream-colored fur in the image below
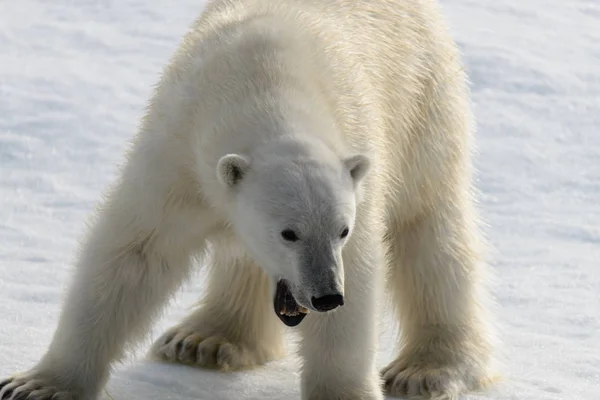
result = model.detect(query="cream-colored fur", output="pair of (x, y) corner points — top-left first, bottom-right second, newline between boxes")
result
(152, 246), (285, 371)
(0, 1), (495, 400)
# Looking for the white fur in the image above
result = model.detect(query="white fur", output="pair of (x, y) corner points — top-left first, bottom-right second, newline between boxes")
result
(0, 0), (496, 399)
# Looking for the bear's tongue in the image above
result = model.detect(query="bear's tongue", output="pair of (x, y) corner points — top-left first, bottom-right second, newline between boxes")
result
(274, 280), (308, 327)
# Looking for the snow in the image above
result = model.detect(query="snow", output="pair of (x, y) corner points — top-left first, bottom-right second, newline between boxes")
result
(0, 0), (598, 399)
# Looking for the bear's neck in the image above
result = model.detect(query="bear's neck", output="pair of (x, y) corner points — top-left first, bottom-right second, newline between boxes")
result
(250, 133), (345, 168)
(196, 15), (346, 167)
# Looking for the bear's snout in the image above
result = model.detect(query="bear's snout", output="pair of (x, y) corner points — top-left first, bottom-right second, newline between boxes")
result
(311, 293), (344, 312)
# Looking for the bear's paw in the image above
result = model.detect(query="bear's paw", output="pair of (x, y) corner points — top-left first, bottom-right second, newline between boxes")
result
(381, 354), (492, 400)
(0, 375), (82, 400)
(152, 328), (271, 372)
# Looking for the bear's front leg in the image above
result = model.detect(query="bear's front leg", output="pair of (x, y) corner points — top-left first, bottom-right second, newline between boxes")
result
(297, 233), (385, 400)
(0, 162), (217, 400)
(382, 203), (496, 399)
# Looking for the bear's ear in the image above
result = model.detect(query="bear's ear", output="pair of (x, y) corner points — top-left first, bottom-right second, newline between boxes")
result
(217, 154), (251, 187)
(343, 153), (371, 184)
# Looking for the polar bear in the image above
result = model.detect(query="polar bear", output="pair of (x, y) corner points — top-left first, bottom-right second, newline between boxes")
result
(0, 0), (496, 399)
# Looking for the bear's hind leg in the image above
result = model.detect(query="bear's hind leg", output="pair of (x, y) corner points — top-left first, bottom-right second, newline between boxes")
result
(151, 251), (284, 372)
(382, 203), (496, 399)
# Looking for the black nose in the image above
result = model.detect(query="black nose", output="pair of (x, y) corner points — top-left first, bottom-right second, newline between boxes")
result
(311, 293), (344, 312)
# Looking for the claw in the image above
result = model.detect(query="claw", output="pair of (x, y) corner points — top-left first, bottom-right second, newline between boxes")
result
(0, 378), (13, 391)
(12, 392), (28, 400)
(1, 387), (14, 400)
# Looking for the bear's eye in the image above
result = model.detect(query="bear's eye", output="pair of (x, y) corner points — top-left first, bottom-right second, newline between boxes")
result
(281, 229), (299, 242)
(340, 227), (350, 239)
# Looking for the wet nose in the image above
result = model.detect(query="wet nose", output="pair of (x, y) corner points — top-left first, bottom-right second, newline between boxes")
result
(311, 293), (344, 312)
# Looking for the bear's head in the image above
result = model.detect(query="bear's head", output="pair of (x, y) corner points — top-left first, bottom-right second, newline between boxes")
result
(216, 138), (370, 326)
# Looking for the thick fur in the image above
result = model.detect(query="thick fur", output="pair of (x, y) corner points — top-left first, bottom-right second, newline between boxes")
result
(0, 1), (495, 400)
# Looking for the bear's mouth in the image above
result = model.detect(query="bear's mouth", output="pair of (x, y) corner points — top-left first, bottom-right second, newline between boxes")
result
(274, 279), (309, 327)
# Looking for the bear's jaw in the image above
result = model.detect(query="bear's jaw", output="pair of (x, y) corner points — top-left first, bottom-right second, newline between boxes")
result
(274, 279), (309, 327)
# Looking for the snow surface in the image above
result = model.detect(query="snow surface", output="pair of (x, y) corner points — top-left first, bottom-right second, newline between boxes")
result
(1, 0), (599, 399)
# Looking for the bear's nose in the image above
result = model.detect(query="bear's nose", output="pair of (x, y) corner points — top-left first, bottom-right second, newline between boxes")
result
(311, 293), (344, 312)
